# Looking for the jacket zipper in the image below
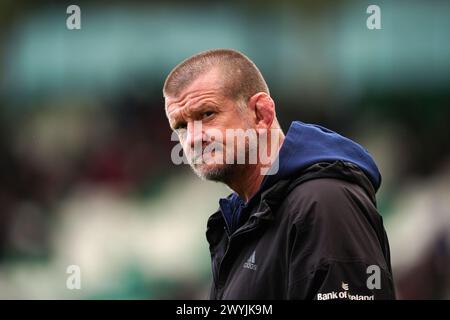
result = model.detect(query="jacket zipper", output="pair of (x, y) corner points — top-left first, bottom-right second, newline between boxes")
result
(214, 220), (260, 297)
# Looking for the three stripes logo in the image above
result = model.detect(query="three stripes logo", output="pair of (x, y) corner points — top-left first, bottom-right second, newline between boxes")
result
(243, 250), (258, 271)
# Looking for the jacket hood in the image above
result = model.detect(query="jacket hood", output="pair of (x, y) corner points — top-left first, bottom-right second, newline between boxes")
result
(218, 121), (381, 234)
(263, 121), (381, 192)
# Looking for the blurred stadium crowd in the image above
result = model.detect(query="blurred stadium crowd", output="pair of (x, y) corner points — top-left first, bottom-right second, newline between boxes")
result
(0, 0), (449, 299)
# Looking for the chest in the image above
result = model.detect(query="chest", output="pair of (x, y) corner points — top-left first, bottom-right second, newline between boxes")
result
(210, 220), (290, 299)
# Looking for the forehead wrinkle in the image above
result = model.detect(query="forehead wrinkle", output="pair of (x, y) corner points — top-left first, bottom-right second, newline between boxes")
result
(165, 67), (225, 111)
(181, 88), (222, 106)
(167, 89), (222, 115)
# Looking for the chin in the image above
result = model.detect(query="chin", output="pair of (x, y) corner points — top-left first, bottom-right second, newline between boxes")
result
(192, 163), (233, 182)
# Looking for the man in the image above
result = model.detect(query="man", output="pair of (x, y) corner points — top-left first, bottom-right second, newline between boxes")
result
(163, 49), (395, 300)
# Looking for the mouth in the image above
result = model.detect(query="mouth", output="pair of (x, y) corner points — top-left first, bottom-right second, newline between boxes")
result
(189, 143), (224, 165)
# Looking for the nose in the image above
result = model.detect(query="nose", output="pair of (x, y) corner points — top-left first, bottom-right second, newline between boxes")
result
(185, 120), (204, 149)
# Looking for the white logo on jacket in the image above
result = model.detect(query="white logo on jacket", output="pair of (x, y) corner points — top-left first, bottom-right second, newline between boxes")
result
(243, 251), (258, 271)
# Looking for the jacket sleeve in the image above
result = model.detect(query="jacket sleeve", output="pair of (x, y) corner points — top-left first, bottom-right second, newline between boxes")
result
(285, 178), (396, 300)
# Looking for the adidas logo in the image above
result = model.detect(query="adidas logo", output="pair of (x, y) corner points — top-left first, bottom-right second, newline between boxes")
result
(243, 250), (258, 271)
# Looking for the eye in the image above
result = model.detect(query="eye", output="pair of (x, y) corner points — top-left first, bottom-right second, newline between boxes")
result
(202, 111), (215, 120)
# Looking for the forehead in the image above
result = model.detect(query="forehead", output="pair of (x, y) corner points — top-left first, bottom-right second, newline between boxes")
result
(165, 67), (227, 115)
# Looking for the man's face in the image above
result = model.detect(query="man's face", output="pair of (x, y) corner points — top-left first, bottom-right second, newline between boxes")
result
(165, 68), (254, 181)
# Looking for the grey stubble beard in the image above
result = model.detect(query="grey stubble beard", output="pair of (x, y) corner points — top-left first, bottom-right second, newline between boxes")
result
(191, 162), (236, 183)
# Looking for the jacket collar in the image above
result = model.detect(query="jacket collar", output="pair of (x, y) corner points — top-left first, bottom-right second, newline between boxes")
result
(206, 161), (377, 248)
(206, 179), (291, 248)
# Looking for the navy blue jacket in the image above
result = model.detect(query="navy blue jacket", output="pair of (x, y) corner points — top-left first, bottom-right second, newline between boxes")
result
(207, 122), (395, 299)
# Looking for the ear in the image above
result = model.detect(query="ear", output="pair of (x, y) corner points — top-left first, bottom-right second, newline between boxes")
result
(248, 92), (275, 129)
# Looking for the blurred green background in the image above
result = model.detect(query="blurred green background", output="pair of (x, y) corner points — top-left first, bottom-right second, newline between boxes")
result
(0, 0), (449, 299)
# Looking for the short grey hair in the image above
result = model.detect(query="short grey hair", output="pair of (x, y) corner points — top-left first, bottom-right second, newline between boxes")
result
(163, 49), (270, 105)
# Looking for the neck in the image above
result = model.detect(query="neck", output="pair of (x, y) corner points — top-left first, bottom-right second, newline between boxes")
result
(227, 164), (266, 203)
(227, 129), (285, 203)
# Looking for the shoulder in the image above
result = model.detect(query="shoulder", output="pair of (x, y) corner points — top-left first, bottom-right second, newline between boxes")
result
(289, 177), (353, 198)
(281, 177), (375, 227)
(284, 177), (361, 209)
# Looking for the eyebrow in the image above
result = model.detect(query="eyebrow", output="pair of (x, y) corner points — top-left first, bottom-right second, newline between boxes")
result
(169, 103), (218, 129)
(189, 102), (217, 113)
